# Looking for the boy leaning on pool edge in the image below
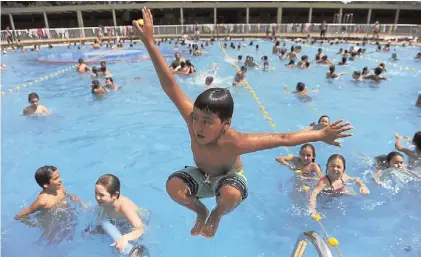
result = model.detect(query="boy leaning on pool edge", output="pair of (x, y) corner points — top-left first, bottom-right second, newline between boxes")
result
(132, 7), (353, 239)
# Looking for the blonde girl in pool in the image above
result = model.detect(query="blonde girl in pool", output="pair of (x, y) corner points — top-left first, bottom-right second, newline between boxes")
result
(276, 144), (323, 180)
(308, 154), (370, 216)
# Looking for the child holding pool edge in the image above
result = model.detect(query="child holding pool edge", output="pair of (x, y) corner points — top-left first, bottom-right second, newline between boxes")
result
(308, 154), (370, 216)
(133, 7), (353, 238)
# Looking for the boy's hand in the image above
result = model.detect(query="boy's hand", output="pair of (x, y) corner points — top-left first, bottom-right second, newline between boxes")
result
(394, 132), (401, 139)
(132, 7), (154, 45)
(320, 120), (352, 147)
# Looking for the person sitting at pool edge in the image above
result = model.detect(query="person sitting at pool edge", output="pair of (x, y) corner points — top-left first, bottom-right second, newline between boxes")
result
(15, 165), (82, 220)
(133, 7), (353, 238)
(23, 92), (49, 116)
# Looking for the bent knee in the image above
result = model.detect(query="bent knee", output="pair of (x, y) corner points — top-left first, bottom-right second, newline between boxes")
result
(217, 185), (243, 201)
(166, 177), (189, 196)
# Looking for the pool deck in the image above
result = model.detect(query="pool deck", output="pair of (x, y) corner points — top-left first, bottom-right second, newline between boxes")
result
(1, 32), (419, 48)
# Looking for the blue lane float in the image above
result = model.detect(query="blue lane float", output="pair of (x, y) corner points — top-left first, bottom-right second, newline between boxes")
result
(100, 220), (150, 257)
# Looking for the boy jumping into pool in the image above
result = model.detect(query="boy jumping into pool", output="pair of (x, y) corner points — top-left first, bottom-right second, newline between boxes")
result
(133, 7), (353, 238)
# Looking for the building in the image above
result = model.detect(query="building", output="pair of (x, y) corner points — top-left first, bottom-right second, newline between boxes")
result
(1, 1), (421, 30)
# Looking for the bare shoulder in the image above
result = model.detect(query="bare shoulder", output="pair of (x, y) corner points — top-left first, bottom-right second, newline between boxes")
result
(40, 105), (48, 112)
(36, 193), (49, 207)
(121, 195), (139, 210)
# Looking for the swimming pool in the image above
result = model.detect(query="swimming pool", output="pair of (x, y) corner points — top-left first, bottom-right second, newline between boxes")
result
(1, 40), (421, 257)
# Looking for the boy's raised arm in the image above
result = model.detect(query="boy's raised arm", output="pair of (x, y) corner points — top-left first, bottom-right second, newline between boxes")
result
(234, 120), (352, 155)
(132, 7), (193, 124)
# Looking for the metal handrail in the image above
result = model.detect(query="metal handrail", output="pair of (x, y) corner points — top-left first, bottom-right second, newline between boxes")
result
(291, 230), (334, 257)
(1, 23), (420, 44)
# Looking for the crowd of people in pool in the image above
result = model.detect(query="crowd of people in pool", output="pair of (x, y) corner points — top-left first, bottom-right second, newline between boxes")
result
(3, 7), (421, 256)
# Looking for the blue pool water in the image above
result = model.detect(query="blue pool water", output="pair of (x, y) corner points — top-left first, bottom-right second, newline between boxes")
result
(1, 40), (421, 257)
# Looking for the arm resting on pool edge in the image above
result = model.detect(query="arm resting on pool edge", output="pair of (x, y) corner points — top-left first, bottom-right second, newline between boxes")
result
(234, 120), (352, 155)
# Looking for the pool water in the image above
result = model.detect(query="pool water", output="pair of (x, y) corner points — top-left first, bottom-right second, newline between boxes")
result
(1, 40), (421, 257)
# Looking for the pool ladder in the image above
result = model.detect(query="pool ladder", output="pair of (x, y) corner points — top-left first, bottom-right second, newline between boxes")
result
(291, 231), (334, 257)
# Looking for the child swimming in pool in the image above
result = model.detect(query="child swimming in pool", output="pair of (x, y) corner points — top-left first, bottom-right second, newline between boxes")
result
(374, 151), (421, 184)
(233, 66), (247, 86)
(105, 77), (120, 91)
(308, 154), (370, 216)
(326, 65), (347, 79)
(23, 92), (49, 116)
(94, 174), (145, 253)
(91, 80), (108, 95)
(15, 165), (82, 220)
(284, 82), (319, 99)
(276, 144), (323, 180)
(305, 115), (331, 131)
(133, 7), (353, 238)
(394, 132), (421, 169)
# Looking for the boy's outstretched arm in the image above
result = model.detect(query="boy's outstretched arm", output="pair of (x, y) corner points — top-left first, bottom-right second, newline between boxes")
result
(132, 7), (193, 123)
(15, 198), (45, 220)
(234, 120), (352, 155)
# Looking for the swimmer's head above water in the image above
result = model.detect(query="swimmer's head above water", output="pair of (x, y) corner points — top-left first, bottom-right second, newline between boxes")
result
(296, 82), (305, 92)
(28, 92), (40, 108)
(205, 76), (214, 86)
(326, 154), (346, 179)
(35, 165), (63, 190)
(95, 174), (121, 205)
(192, 88), (234, 144)
(386, 152), (405, 169)
(318, 115), (330, 127)
(299, 143), (316, 165)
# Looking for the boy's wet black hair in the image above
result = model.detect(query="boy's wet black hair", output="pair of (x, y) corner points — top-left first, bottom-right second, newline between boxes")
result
(96, 174), (121, 198)
(193, 88), (234, 122)
(35, 165), (58, 187)
(92, 79), (100, 89)
(413, 131), (421, 150)
(28, 92), (39, 102)
(238, 55), (242, 60)
(374, 67), (382, 75)
(296, 82), (305, 92)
